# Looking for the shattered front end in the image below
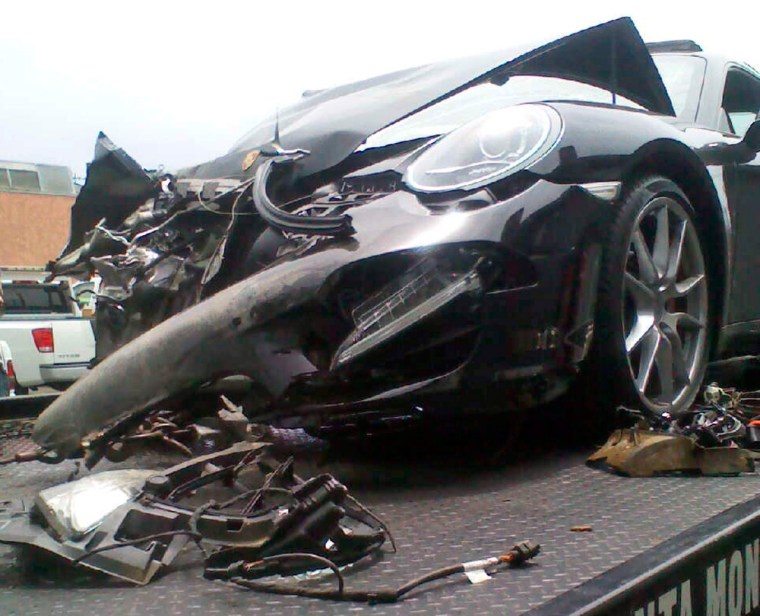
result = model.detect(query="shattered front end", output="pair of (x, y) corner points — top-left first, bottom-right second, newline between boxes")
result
(33, 19), (657, 459)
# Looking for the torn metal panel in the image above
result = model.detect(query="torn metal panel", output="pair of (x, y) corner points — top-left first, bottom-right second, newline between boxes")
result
(35, 174), (623, 457)
(33, 255), (336, 455)
(59, 132), (154, 258)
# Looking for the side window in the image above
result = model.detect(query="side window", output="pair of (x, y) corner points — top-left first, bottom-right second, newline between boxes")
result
(0, 168), (42, 193)
(722, 68), (760, 137)
(8, 169), (41, 192)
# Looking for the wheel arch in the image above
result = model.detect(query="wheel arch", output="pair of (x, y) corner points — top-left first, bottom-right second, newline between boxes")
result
(620, 139), (728, 358)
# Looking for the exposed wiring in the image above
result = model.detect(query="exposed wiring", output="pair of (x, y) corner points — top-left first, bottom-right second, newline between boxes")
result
(217, 541), (540, 604)
(242, 457), (293, 515)
(344, 493), (397, 553)
(193, 178), (315, 220)
(0, 447), (63, 466)
(213, 486), (294, 511)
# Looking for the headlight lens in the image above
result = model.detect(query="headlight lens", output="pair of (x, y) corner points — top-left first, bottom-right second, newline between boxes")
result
(404, 104), (562, 193)
(331, 250), (483, 370)
(35, 470), (155, 540)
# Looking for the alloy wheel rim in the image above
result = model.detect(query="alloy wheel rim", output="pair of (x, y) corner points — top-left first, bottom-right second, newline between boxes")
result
(622, 196), (708, 411)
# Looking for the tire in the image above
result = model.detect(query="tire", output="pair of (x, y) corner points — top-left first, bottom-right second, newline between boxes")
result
(0, 371), (9, 398)
(590, 175), (710, 415)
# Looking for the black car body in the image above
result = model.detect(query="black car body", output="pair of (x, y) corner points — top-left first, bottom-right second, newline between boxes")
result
(34, 18), (760, 457)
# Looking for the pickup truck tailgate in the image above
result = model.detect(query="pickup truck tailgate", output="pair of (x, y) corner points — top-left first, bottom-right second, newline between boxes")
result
(51, 318), (95, 365)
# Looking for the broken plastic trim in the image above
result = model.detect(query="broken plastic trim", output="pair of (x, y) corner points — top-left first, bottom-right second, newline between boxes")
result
(0, 443), (389, 585)
(253, 155), (355, 236)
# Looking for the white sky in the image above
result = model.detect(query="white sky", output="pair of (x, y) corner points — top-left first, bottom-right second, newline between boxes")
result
(2, 0), (758, 177)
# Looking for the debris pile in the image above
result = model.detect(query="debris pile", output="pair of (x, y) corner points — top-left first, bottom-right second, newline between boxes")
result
(0, 443), (390, 585)
(589, 385), (760, 477)
(0, 432), (540, 603)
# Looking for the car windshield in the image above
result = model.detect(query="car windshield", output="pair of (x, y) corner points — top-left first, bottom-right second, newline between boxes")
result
(652, 55), (707, 120)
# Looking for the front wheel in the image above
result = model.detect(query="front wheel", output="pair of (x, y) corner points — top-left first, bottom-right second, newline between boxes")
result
(592, 176), (710, 415)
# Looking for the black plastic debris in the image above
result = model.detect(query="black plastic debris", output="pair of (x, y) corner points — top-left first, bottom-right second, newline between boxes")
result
(0, 443), (390, 584)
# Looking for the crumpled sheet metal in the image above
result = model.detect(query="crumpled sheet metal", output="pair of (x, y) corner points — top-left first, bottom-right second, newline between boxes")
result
(32, 246), (353, 457)
(587, 428), (755, 477)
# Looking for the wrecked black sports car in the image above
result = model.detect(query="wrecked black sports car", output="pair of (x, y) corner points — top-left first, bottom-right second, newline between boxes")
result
(33, 17), (760, 457)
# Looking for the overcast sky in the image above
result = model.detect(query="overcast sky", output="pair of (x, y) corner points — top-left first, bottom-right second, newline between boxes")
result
(2, 1), (758, 178)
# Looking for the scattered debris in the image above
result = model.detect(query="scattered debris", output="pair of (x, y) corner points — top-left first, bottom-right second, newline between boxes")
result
(589, 386), (760, 477)
(0, 418), (51, 466)
(588, 429), (754, 477)
(0, 443), (390, 585)
(570, 526), (593, 532)
(0, 434), (541, 603)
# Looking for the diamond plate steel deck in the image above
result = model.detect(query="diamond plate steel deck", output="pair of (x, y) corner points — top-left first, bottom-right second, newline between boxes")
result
(1, 428), (759, 616)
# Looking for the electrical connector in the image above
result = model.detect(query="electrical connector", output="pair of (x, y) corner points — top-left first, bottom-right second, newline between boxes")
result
(499, 540), (541, 566)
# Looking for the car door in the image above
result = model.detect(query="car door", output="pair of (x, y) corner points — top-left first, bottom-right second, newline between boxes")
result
(722, 66), (760, 326)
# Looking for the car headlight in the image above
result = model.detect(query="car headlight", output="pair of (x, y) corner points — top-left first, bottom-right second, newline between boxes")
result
(404, 104), (562, 193)
(330, 250), (484, 370)
(35, 470), (155, 540)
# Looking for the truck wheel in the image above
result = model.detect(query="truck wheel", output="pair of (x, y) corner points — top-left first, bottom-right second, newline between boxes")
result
(591, 175), (710, 415)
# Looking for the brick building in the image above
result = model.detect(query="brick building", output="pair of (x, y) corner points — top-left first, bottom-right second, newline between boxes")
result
(0, 161), (76, 269)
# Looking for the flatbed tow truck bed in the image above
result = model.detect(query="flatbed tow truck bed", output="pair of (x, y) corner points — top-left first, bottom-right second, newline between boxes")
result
(2, 406), (760, 616)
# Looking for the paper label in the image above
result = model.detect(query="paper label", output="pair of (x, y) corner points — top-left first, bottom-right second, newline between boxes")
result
(465, 569), (491, 584)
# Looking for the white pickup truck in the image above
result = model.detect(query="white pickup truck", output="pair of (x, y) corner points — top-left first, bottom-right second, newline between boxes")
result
(0, 282), (95, 393)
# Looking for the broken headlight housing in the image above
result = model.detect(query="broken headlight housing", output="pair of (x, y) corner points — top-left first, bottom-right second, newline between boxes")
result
(35, 470), (155, 540)
(331, 249), (484, 370)
(405, 104), (562, 193)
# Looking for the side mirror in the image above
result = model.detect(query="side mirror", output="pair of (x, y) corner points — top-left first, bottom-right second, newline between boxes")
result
(743, 119), (760, 153)
(697, 119), (760, 165)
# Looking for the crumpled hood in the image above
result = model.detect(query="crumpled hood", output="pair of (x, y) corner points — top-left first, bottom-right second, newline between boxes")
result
(62, 17), (672, 253)
(210, 17), (672, 181)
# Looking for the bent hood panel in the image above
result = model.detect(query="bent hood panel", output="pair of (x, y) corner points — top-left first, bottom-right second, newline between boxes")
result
(59, 132), (154, 257)
(226, 17), (673, 179)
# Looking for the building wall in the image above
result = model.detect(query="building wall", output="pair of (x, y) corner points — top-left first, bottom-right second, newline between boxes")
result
(0, 192), (74, 266)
